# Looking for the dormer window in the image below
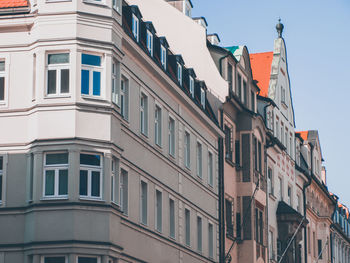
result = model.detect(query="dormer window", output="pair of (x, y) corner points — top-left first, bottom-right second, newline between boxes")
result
(189, 76), (194, 98)
(177, 63), (182, 85)
(200, 88), (205, 108)
(160, 45), (167, 70)
(132, 14), (139, 42)
(146, 30), (153, 56)
(183, 0), (192, 17)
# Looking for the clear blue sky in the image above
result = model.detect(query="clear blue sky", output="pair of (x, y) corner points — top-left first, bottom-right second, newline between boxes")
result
(192, 0), (350, 205)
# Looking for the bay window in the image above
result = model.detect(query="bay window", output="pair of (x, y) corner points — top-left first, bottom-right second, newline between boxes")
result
(79, 153), (102, 199)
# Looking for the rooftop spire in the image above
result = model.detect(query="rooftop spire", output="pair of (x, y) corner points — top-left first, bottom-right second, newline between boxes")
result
(276, 18), (284, 38)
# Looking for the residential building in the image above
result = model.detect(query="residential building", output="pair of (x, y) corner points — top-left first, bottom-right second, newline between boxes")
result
(0, 1), (223, 263)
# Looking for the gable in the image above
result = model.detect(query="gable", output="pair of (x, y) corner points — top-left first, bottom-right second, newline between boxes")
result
(249, 52), (273, 97)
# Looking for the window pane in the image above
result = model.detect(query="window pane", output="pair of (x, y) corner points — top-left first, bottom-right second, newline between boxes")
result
(79, 170), (88, 196)
(93, 71), (101, 96)
(44, 256), (66, 263)
(48, 70), (57, 94)
(169, 199), (175, 238)
(82, 54), (101, 66)
(0, 77), (4, 100)
(78, 257), (97, 263)
(45, 170), (55, 196)
(48, 53), (69, 64)
(0, 175), (2, 201)
(61, 69), (69, 93)
(58, 169), (68, 195)
(0, 61), (4, 71)
(46, 153), (68, 165)
(80, 154), (100, 166)
(81, 70), (89, 95)
(91, 171), (100, 197)
(0, 157), (2, 170)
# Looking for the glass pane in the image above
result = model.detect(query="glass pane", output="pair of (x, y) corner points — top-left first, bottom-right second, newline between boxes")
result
(79, 170), (88, 196)
(82, 54), (101, 66)
(80, 154), (100, 166)
(0, 157), (2, 170)
(78, 257), (97, 263)
(91, 171), (100, 197)
(0, 77), (4, 101)
(46, 153), (68, 165)
(47, 70), (57, 95)
(93, 71), (101, 96)
(44, 256), (66, 263)
(0, 61), (4, 71)
(81, 70), (89, 95)
(58, 169), (68, 195)
(45, 170), (55, 196)
(0, 175), (2, 201)
(48, 53), (69, 64)
(61, 69), (69, 93)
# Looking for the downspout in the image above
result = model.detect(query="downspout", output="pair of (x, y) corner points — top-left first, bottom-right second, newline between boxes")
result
(219, 108), (225, 263)
(303, 173), (311, 263)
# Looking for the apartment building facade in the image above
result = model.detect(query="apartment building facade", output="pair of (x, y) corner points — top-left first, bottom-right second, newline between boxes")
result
(0, 0), (224, 263)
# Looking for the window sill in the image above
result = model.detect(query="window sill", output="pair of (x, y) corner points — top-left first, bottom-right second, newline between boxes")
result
(79, 197), (104, 202)
(46, 0), (72, 3)
(40, 196), (68, 201)
(81, 95), (107, 103)
(113, 6), (121, 15)
(225, 158), (235, 167)
(44, 94), (71, 99)
(82, 0), (108, 7)
(269, 193), (277, 201)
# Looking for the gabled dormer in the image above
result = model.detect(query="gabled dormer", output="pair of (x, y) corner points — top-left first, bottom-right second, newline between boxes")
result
(186, 68), (196, 98)
(195, 80), (207, 109)
(156, 37), (169, 70)
(169, 55), (184, 86)
(142, 22), (156, 57)
(123, 5), (142, 43)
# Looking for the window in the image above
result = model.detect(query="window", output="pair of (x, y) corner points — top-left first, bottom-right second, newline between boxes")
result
(120, 169), (128, 214)
(160, 45), (167, 70)
(81, 53), (102, 96)
(208, 223), (214, 259)
(0, 61), (5, 102)
(281, 124), (284, 145)
(313, 232), (316, 257)
(79, 153), (102, 199)
(44, 256), (66, 263)
(140, 93), (148, 136)
(196, 142), (202, 178)
(285, 130), (288, 148)
(224, 125), (232, 160)
(177, 63), (182, 85)
(235, 140), (240, 165)
(132, 14), (139, 42)
(185, 208), (190, 246)
(43, 153), (68, 198)
(243, 81), (247, 104)
(227, 63), (233, 91)
(297, 194), (301, 213)
(140, 181), (148, 225)
(208, 152), (213, 187)
(268, 167), (274, 195)
(47, 53), (70, 96)
(251, 90), (255, 112)
(269, 231), (274, 260)
(169, 198), (175, 238)
(155, 190), (162, 232)
(281, 86), (286, 104)
(307, 227), (311, 254)
(258, 141), (262, 172)
(197, 216), (202, 253)
(184, 132), (191, 169)
(112, 0), (120, 13)
(255, 208), (263, 244)
(146, 30), (153, 56)
(111, 158), (119, 204)
(225, 199), (233, 238)
(78, 257), (98, 263)
(0, 157), (2, 203)
(111, 61), (119, 105)
(168, 117), (175, 156)
(155, 105), (162, 146)
(120, 77), (129, 120)
(189, 76), (194, 98)
(276, 121), (279, 139)
(279, 177), (283, 201)
(237, 74), (242, 99)
(287, 186), (292, 206)
(200, 88), (205, 108)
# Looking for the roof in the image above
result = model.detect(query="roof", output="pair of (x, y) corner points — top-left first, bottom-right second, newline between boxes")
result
(0, 0), (28, 8)
(249, 51), (273, 97)
(225, 46), (244, 61)
(296, 131), (309, 141)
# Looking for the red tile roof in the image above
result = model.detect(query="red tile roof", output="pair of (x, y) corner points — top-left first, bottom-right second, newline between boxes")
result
(296, 131), (308, 142)
(249, 52), (273, 97)
(0, 0), (28, 8)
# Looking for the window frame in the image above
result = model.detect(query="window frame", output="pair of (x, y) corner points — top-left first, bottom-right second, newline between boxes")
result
(112, 0), (121, 13)
(189, 76), (195, 98)
(155, 188), (162, 233)
(132, 14), (139, 42)
(154, 104), (162, 147)
(208, 222), (214, 259)
(42, 152), (69, 199)
(140, 92), (149, 136)
(146, 30), (153, 56)
(160, 45), (167, 70)
(81, 53), (103, 97)
(200, 88), (205, 108)
(196, 141), (202, 179)
(184, 131), (191, 169)
(197, 215), (203, 253)
(79, 153), (103, 200)
(168, 116), (175, 157)
(111, 60), (120, 106)
(208, 151), (214, 187)
(140, 180), (148, 225)
(120, 75), (129, 120)
(46, 52), (70, 97)
(77, 256), (100, 263)
(42, 255), (68, 263)
(111, 157), (119, 205)
(0, 156), (3, 205)
(169, 196), (176, 239)
(185, 208), (191, 247)
(120, 167), (129, 215)
(0, 60), (5, 104)
(177, 62), (182, 85)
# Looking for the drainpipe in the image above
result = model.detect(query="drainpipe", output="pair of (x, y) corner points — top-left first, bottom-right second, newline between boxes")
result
(303, 172), (311, 263)
(219, 108), (225, 263)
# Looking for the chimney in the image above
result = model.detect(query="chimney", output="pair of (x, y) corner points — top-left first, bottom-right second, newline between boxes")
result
(192, 17), (208, 29)
(164, 0), (193, 17)
(207, 33), (220, 46)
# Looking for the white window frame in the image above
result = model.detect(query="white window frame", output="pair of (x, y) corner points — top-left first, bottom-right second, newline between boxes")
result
(168, 116), (175, 157)
(184, 131), (191, 169)
(189, 76), (194, 98)
(111, 157), (119, 204)
(140, 92), (148, 136)
(146, 30), (153, 56)
(42, 255), (68, 263)
(208, 151), (213, 187)
(112, 0), (121, 13)
(46, 52), (70, 97)
(140, 180), (148, 225)
(79, 153), (103, 200)
(81, 53), (103, 97)
(120, 76), (129, 120)
(155, 188), (162, 233)
(155, 104), (162, 146)
(200, 88), (205, 108)
(160, 45), (167, 70)
(43, 152), (69, 199)
(111, 61), (120, 106)
(268, 167), (274, 196)
(196, 141), (202, 179)
(120, 167), (128, 215)
(177, 62), (182, 85)
(132, 14), (139, 42)
(0, 59), (6, 104)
